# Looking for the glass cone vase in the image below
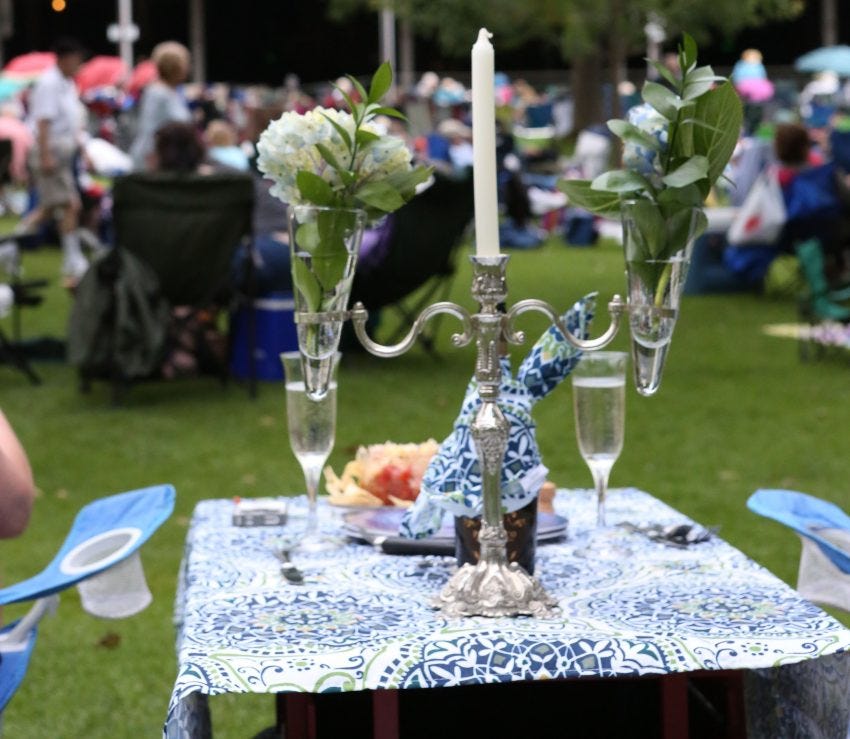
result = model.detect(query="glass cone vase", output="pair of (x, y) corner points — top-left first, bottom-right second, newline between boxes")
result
(622, 200), (700, 396)
(288, 205), (365, 400)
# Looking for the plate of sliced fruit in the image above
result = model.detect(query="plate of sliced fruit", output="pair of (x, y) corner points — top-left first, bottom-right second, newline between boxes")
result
(324, 440), (439, 508)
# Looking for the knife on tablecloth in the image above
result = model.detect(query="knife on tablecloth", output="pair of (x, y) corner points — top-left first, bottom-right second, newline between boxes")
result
(343, 526), (456, 556)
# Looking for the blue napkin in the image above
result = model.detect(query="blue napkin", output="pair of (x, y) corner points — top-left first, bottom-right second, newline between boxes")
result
(400, 294), (596, 539)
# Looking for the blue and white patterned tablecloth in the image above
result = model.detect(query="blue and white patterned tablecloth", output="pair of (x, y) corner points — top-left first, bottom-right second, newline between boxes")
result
(165, 488), (850, 738)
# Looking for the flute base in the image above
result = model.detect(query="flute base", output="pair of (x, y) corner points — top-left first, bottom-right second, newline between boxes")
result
(432, 559), (559, 618)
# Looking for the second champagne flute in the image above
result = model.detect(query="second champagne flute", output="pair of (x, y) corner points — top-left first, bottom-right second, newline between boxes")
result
(571, 351), (627, 529)
(281, 351), (342, 553)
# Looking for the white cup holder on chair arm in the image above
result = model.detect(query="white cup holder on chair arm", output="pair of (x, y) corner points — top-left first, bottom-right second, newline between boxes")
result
(59, 527), (152, 619)
(0, 595), (59, 652)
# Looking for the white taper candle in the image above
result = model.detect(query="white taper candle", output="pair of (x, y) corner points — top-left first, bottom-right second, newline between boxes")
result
(471, 28), (500, 257)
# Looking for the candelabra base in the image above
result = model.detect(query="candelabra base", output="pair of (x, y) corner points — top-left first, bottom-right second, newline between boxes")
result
(432, 559), (559, 618)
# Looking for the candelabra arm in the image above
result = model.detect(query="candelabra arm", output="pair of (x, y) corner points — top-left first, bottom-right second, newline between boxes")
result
(505, 295), (626, 351)
(349, 301), (474, 358)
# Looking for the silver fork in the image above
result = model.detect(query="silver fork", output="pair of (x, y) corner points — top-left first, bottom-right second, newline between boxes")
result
(277, 547), (305, 584)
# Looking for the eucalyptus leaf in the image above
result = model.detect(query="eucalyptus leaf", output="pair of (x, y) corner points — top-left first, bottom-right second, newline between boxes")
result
(682, 33), (697, 72)
(658, 184), (703, 215)
(665, 206), (700, 253)
(368, 62), (393, 104)
(642, 81), (681, 120)
(312, 209), (356, 289)
(338, 169), (356, 187)
(369, 106), (408, 120)
(385, 165), (434, 199)
(608, 119), (662, 151)
(355, 129), (380, 147)
(334, 87), (358, 121)
(683, 65), (723, 100)
(315, 142), (342, 171)
(319, 112), (352, 151)
(669, 101), (696, 160)
(647, 59), (678, 89)
(291, 257), (323, 314)
(692, 81), (743, 187)
(355, 180), (406, 212)
(347, 75), (370, 107)
(661, 155), (708, 188)
(626, 198), (667, 259)
(295, 222), (320, 252)
(592, 169), (651, 193)
(558, 180), (621, 217)
(296, 171), (336, 206)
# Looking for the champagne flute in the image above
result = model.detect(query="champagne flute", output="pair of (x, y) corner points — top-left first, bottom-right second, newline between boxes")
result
(571, 351), (627, 529)
(281, 351), (342, 553)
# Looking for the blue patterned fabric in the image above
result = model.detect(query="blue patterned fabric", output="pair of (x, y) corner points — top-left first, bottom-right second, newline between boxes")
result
(400, 295), (595, 539)
(165, 489), (850, 738)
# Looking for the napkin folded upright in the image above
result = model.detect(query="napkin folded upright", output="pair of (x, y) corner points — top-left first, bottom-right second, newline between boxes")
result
(400, 294), (596, 539)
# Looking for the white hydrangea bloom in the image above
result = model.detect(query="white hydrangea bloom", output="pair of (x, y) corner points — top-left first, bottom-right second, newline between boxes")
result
(257, 106), (413, 207)
(358, 136), (413, 183)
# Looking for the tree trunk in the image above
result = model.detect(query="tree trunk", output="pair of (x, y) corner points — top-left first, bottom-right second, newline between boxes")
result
(400, 17), (415, 95)
(607, 0), (626, 121)
(822, 0), (838, 47)
(570, 51), (604, 134)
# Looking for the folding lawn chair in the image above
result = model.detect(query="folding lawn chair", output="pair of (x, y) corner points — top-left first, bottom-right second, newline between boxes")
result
(748, 489), (850, 612)
(0, 484), (174, 722)
(69, 172), (258, 401)
(0, 229), (47, 386)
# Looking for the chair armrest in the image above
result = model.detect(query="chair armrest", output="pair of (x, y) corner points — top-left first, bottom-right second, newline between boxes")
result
(827, 284), (850, 302)
(0, 595), (59, 652)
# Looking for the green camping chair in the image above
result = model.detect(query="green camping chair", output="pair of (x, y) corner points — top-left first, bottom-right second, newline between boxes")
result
(794, 238), (850, 360)
(347, 172), (474, 356)
(70, 172), (257, 400)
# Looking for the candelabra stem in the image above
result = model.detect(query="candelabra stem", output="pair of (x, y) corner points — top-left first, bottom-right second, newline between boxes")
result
(432, 255), (558, 618)
(351, 254), (623, 617)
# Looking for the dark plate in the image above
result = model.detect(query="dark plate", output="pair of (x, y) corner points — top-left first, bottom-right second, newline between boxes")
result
(342, 508), (568, 543)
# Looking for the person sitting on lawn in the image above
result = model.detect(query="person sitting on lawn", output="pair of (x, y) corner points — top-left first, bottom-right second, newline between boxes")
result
(773, 122), (850, 278)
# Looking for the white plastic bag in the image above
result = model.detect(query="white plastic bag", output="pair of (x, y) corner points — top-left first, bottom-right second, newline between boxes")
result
(727, 170), (787, 246)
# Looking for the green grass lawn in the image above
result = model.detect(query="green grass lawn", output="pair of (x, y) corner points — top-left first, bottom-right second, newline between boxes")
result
(1, 238), (848, 737)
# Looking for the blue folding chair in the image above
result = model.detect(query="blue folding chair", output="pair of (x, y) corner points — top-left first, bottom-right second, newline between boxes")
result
(0, 484), (175, 717)
(747, 489), (850, 611)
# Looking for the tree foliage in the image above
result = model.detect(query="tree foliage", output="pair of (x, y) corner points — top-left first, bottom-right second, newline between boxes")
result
(329, 0), (802, 62)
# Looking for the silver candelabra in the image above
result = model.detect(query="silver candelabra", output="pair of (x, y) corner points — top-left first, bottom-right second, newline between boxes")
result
(347, 254), (625, 618)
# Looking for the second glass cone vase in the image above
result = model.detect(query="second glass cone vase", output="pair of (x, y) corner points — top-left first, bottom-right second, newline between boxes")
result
(288, 206), (365, 400)
(622, 200), (700, 396)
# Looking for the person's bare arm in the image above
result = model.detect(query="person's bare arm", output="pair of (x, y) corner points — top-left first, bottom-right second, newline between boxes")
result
(0, 410), (34, 538)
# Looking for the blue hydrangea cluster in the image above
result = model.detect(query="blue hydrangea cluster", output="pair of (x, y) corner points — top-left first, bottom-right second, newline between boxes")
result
(621, 103), (668, 187)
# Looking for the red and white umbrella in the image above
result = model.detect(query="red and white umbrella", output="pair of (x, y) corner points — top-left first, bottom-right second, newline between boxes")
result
(76, 55), (127, 93)
(3, 51), (56, 79)
(126, 60), (157, 97)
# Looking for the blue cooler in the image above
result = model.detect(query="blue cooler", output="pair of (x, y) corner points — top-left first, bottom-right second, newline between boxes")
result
(230, 292), (298, 381)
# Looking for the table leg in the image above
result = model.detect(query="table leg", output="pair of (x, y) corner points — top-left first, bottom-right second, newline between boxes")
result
(372, 690), (400, 739)
(276, 693), (317, 739)
(660, 673), (689, 739)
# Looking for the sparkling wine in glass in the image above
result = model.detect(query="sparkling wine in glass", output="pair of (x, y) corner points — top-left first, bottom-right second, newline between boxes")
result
(281, 351), (342, 552)
(571, 351), (627, 528)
